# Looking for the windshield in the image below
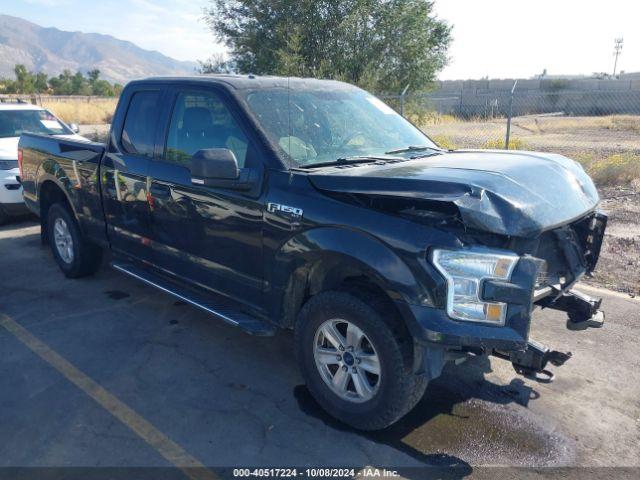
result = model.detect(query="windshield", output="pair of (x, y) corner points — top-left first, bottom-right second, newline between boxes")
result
(0, 109), (72, 139)
(243, 88), (437, 167)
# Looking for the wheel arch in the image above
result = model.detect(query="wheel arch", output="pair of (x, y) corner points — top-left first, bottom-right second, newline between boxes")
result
(38, 178), (76, 242)
(270, 227), (420, 332)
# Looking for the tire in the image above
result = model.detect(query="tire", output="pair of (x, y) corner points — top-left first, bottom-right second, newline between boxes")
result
(295, 290), (427, 430)
(47, 203), (102, 278)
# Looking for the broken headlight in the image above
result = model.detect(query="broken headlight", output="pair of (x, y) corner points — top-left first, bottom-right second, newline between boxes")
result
(432, 249), (519, 325)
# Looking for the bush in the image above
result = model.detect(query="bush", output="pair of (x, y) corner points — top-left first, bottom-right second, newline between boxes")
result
(576, 153), (640, 186)
(482, 137), (529, 150)
(430, 134), (457, 150)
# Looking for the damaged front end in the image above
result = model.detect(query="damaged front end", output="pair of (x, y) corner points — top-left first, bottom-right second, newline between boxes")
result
(307, 151), (608, 381)
(453, 209), (608, 381)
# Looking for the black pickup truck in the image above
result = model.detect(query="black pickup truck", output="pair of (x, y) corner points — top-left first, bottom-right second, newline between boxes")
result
(19, 75), (606, 430)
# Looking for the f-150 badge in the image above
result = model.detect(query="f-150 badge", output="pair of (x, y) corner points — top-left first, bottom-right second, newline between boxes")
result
(267, 203), (303, 219)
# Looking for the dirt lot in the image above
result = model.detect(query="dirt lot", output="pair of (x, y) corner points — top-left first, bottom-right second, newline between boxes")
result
(585, 186), (640, 295)
(0, 220), (639, 479)
(424, 114), (640, 155)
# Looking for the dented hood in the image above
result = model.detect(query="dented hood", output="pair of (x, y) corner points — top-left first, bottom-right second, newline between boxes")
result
(307, 150), (599, 237)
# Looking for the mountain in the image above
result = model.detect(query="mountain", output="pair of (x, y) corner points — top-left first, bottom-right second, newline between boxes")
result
(0, 15), (198, 84)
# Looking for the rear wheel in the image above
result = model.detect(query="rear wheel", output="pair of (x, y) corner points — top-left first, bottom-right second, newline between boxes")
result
(47, 203), (102, 278)
(295, 290), (427, 430)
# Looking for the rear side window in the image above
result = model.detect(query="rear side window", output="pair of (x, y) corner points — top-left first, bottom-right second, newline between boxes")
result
(121, 91), (160, 157)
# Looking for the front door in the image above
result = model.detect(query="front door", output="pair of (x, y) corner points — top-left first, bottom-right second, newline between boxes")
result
(101, 87), (164, 262)
(147, 88), (265, 310)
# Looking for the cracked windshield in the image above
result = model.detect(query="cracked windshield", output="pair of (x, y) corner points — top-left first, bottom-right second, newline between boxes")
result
(244, 88), (438, 166)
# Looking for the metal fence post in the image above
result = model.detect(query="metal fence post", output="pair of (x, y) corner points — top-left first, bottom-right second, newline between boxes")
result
(399, 84), (410, 117)
(505, 79), (518, 149)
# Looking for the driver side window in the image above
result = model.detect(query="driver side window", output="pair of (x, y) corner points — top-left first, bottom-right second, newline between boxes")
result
(165, 91), (249, 167)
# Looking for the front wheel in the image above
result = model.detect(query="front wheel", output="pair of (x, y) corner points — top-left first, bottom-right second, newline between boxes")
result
(47, 203), (102, 278)
(295, 290), (427, 430)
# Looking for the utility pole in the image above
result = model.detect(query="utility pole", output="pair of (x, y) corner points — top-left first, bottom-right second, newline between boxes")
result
(613, 37), (624, 77)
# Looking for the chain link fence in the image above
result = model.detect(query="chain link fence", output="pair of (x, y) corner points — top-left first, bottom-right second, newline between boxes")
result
(380, 86), (640, 185)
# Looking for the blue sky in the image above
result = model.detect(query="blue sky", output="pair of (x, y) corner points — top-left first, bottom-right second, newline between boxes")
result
(3, 0), (222, 62)
(3, 0), (639, 79)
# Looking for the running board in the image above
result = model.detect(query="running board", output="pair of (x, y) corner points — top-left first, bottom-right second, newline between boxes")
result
(111, 262), (276, 336)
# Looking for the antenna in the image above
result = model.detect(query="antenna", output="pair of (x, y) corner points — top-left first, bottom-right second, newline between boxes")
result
(613, 37), (624, 77)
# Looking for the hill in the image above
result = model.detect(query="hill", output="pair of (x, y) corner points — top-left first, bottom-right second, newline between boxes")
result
(0, 15), (198, 84)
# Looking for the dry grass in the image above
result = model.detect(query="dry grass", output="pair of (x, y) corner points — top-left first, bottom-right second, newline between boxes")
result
(430, 134), (458, 150)
(482, 137), (529, 150)
(575, 152), (640, 186)
(412, 111), (461, 125)
(42, 98), (118, 125)
(420, 112), (640, 186)
(512, 114), (640, 134)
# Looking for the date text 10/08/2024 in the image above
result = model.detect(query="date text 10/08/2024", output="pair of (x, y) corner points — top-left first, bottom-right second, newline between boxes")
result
(232, 468), (400, 478)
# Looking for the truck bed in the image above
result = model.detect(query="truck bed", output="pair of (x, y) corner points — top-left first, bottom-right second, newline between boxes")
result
(19, 132), (108, 245)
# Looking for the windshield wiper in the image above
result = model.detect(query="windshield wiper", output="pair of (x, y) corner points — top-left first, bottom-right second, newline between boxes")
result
(297, 156), (388, 169)
(384, 145), (441, 155)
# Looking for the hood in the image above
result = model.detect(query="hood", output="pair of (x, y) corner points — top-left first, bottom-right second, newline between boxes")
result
(0, 134), (89, 159)
(307, 150), (599, 237)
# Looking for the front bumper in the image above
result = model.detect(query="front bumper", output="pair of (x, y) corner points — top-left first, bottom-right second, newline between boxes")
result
(402, 211), (608, 354)
(399, 255), (543, 352)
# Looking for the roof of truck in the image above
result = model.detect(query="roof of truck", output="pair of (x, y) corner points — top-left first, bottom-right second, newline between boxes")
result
(134, 74), (357, 91)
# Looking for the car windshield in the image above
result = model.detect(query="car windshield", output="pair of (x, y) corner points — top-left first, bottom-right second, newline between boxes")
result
(0, 109), (72, 139)
(243, 88), (438, 167)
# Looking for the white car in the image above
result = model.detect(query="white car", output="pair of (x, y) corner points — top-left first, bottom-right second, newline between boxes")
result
(0, 102), (87, 224)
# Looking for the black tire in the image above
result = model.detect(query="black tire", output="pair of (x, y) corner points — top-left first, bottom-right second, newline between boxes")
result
(47, 203), (102, 278)
(295, 290), (427, 430)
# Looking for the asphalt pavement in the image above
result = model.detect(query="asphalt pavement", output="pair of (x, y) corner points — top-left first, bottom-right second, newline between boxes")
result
(1, 219), (638, 479)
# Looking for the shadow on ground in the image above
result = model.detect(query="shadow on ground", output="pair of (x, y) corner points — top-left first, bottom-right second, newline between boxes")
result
(295, 354), (569, 472)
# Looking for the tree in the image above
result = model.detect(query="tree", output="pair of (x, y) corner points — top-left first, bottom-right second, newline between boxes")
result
(204, 0), (452, 93)
(49, 70), (71, 94)
(0, 65), (121, 96)
(13, 65), (36, 93)
(35, 72), (48, 92)
(198, 52), (235, 74)
(87, 69), (101, 84)
(71, 71), (91, 95)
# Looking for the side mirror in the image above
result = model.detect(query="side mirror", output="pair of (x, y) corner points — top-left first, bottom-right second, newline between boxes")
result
(69, 123), (80, 134)
(191, 148), (239, 183)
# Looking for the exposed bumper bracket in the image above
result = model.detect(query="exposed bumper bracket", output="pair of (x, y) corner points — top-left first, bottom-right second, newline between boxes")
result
(493, 339), (572, 383)
(542, 289), (605, 329)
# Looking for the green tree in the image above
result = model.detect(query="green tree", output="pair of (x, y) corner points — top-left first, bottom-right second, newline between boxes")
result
(71, 71), (91, 95)
(198, 52), (235, 74)
(13, 64), (36, 93)
(87, 69), (101, 84)
(35, 72), (48, 92)
(204, 0), (451, 93)
(49, 70), (74, 95)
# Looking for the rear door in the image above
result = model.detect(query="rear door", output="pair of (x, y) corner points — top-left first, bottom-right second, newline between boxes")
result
(147, 86), (266, 309)
(101, 86), (166, 262)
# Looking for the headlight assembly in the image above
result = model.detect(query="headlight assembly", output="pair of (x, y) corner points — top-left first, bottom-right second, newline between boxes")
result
(432, 249), (519, 325)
